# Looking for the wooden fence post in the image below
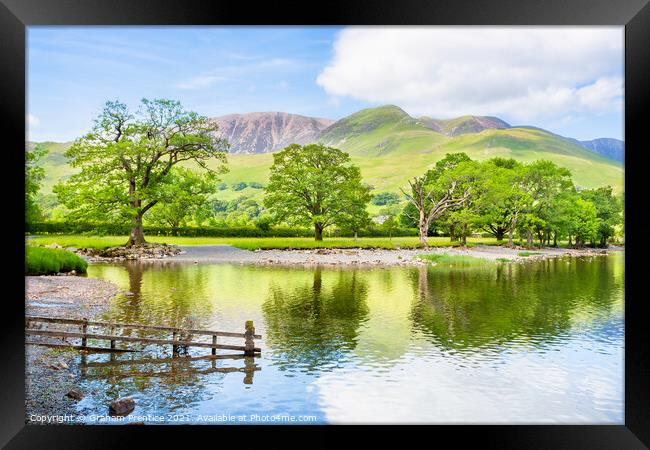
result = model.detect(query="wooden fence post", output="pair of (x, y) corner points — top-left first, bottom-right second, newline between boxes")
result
(110, 325), (116, 350)
(172, 331), (178, 355)
(211, 335), (217, 355)
(244, 321), (255, 356)
(81, 319), (88, 348)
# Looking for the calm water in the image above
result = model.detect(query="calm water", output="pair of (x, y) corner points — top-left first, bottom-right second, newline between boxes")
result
(73, 253), (624, 424)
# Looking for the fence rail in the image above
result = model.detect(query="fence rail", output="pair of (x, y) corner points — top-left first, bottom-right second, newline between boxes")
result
(25, 315), (261, 356)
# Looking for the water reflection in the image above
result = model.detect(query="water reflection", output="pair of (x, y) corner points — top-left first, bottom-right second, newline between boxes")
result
(81, 254), (624, 423)
(262, 268), (369, 372)
(409, 256), (623, 352)
(93, 261), (215, 329)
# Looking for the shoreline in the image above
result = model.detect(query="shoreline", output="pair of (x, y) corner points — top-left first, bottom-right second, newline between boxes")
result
(83, 243), (622, 266)
(25, 276), (120, 423)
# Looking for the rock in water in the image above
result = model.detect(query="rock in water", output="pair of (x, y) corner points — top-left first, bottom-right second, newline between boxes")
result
(66, 389), (84, 400)
(109, 397), (135, 416)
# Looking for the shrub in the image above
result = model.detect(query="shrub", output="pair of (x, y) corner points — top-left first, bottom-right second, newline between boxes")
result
(231, 181), (248, 191)
(25, 247), (88, 275)
(371, 192), (400, 206)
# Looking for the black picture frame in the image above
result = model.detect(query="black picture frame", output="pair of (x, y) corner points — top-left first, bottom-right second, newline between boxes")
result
(1, 0), (648, 447)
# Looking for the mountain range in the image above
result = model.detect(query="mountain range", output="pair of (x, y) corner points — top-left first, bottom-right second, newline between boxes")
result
(32, 105), (624, 214)
(211, 112), (333, 154)
(212, 107), (624, 163)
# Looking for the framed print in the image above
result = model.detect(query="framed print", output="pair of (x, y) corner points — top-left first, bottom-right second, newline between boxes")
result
(1, 0), (648, 447)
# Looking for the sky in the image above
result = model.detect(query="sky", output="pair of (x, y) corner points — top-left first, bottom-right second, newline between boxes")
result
(27, 26), (624, 142)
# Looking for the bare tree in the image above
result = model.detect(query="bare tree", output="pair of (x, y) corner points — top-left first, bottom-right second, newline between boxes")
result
(402, 177), (471, 247)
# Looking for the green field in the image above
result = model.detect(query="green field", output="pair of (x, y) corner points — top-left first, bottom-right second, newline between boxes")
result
(27, 235), (500, 251)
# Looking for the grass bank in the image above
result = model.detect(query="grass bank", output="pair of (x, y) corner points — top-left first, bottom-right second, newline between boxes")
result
(25, 246), (88, 275)
(26, 235), (500, 251)
(417, 253), (499, 268)
(517, 251), (541, 257)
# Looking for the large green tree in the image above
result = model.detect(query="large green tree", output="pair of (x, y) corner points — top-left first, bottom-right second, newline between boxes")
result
(263, 143), (371, 241)
(580, 186), (622, 247)
(517, 160), (574, 247)
(25, 143), (48, 226)
(401, 153), (479, 247)
(54, 99), (228, 246)
(474, 158), (530, 243)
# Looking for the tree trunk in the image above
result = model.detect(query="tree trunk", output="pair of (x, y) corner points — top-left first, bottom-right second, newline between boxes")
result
(418, 210), (429, 248)
(419, 221), (429, 248)
(526, 229), (532, 248)
(495, 229), (505, 241)
(354, 230), (358, 242)
(127, 211), (146, 247)
(314, 222), (324, 241)
(553, 232), (557, 247)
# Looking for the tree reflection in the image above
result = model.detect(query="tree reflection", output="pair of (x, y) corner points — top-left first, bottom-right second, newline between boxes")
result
(262, 267), (369, 372)
(409, 255), (623, 352)
(102, 261), (214, 330)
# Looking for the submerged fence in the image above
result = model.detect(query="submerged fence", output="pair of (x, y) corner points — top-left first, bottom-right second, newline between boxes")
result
(25, 316), (261, 356)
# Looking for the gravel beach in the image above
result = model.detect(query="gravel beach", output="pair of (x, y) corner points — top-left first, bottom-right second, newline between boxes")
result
(25, 276), (120, 424)
(166, 244), (619, 266)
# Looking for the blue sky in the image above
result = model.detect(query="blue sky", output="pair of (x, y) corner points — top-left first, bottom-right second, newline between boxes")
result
(27, 26), (624, 142)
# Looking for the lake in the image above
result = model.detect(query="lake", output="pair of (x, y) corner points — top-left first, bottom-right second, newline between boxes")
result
(73, 252), (624, 424)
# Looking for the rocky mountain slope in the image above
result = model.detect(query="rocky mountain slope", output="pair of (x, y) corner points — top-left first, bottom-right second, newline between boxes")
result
(579, 138), (624, 163)
(211, 112), (334, 154)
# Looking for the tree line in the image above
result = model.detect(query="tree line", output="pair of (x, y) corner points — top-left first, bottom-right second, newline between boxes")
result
(25, 99), (623, 248)
(397, 153), (623, 248)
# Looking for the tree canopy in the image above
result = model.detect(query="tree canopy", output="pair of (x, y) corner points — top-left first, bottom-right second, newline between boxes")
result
(263, 143), (371, 241)
(54, 99), (229, 245)
(401, 153), (482, 247)
(145, 167), (218, 232)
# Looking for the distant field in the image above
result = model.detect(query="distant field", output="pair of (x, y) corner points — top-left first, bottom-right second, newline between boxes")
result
(27, 235), (501, 251)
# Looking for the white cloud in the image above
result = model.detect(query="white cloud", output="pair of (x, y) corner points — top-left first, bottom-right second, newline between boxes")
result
(316, 27), (623, 121)
(27, 114), (40, 127)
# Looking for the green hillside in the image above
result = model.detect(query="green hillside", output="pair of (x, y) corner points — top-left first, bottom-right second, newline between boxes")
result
(33, 105), (624, 218)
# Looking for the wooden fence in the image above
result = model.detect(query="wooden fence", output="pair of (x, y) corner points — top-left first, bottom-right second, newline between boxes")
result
(25, 315), (262, 356)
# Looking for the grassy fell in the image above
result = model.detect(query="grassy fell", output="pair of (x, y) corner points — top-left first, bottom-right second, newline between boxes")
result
(26, 246), (88, 275)
(33, 111), (623, 203)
